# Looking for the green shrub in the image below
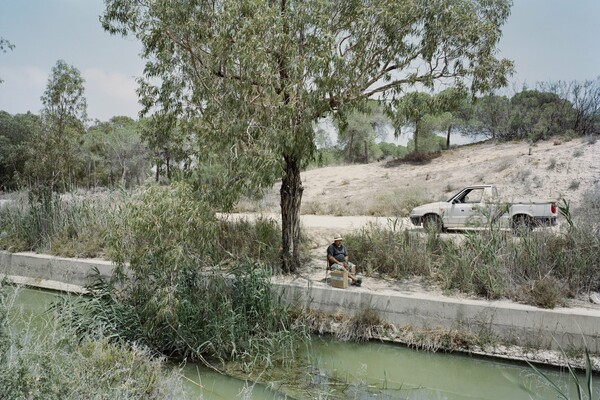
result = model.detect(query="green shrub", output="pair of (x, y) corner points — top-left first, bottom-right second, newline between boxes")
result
(73, 182), (309, 367)
(216, 217), (281, 268)
(527, 277), (564, 309)
(0, 287), (185, 400)
(440, 230), (509, 299)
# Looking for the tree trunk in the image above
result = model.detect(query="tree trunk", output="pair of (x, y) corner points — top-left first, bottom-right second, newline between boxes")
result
(414, 121), (420, 153)
(155, 158), (160, 182)
(280, 155), (303, 273)
(166, 155), (171, 179)
(446, 123), (452, 149)
(347, 131), (354, 163)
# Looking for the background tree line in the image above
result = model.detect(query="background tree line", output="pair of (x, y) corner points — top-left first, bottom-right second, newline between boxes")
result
(2, 76), (599, 192)
(0, 110), (153, 192)
(0, 61), (198, 192)
(313, 78), (600, 166)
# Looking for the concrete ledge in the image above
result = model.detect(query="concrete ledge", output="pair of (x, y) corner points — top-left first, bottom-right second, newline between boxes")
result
(274, 282), (600, 352)
(0, 251), (114, 289)
(1, 274), (88, 294)
(2, 251), (599, 352)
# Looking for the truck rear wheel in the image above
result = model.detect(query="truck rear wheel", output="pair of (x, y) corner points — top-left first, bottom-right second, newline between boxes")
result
(512, 215), (533, 233)
(423, 214), (442, 233)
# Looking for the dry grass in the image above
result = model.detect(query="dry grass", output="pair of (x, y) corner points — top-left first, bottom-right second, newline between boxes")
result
(335, 307), (390, 342)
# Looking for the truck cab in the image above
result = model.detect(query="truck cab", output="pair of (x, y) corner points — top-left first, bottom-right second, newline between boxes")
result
(444, 185), (499, 229)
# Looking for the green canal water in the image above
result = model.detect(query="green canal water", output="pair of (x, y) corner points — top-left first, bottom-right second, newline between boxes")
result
(9, 287), (594, 399)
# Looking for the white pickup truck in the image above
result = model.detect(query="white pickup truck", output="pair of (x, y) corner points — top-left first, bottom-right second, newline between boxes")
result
(409, 185), (558, 232)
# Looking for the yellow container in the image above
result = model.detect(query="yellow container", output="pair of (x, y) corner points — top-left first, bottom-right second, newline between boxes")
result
(329, 270), (348, 289)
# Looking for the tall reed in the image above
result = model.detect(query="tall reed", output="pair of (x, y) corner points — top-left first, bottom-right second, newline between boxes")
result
(0, 286), (186, 400)
(0, 191), (119, 257)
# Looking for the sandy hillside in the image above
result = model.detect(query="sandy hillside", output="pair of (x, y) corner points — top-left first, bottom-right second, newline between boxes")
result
(292, 137), (599, 216)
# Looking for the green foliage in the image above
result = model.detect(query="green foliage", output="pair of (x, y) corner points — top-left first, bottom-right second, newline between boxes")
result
(469, 80), (600, 142)
(377, 142), (408, 159)
(83, 117), (152, 188)
(527, 348), (596, 400)
(389, 91), (464, 155)
(336, 101), (388, 164)
(24, 60), (87, 197)
(216, 217), (282, 268)
(345, 226), (435, 278)
(140, 114), (194, 183)
(509, 90), (574, 141)
(404, 116), (447, 154)
(470, 94), (511, 140)
(107, 182), (217, 269)
(390, 92), (435, 154)
(189, 151), (279, 212)
(0, 110), (153, 192)
(307, 148), (345, 168)
(348, 187), (600, 305)
(87, 182), (308, 365)
(0, 37), (14, 53)
(67, 260), (307, 367)
(0, 111), (41, 190)
(0, 287), (186, 400)
(438, 230), (509, 299)
(0, 37), (15, 84)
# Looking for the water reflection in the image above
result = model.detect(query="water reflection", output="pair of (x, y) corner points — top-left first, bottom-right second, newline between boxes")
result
(183, 335), (589, 400)
(182, 365), (287, 400)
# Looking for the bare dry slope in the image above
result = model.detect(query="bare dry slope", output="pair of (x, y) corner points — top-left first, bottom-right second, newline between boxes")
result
(295, 137), (599, 217)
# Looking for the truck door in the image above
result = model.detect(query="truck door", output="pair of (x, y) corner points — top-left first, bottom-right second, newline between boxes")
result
(452, 187), (487, 228)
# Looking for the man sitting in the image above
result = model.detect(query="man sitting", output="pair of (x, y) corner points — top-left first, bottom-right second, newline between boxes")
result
(327, 234), (362, 286)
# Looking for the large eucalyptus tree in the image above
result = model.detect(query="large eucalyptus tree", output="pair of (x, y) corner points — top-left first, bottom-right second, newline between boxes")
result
(102, 0), (513, 272)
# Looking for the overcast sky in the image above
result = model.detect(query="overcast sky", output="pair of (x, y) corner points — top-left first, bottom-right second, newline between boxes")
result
(1, 0), (599, 121)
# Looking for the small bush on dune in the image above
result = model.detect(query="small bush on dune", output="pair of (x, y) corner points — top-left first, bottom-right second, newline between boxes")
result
(367, 187), (431, 217)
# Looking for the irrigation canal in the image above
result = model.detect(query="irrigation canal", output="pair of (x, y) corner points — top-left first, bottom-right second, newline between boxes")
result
(8, 286), (592, 400)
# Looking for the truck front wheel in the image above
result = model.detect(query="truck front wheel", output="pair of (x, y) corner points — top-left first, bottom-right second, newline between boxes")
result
(423, 214), (443, 233)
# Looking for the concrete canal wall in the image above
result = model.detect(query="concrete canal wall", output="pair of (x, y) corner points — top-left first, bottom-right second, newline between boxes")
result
(2, 250), (599, 352)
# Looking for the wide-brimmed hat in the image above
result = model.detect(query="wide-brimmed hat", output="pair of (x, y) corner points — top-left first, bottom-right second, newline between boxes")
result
(333, 234), (343, 241)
